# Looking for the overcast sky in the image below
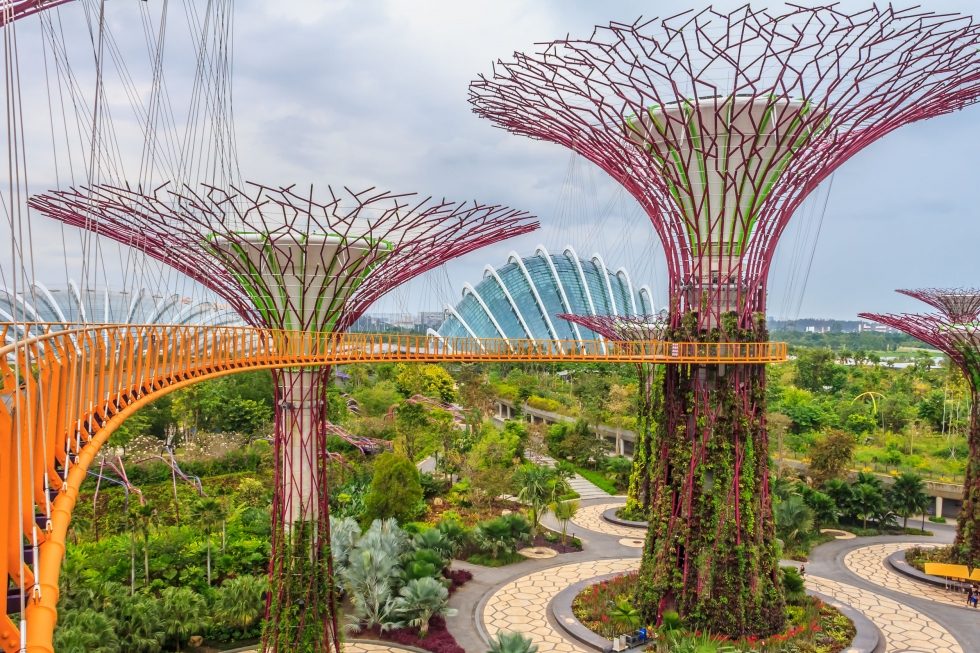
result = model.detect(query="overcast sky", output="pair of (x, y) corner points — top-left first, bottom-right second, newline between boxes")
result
(9, 0), (980, 321)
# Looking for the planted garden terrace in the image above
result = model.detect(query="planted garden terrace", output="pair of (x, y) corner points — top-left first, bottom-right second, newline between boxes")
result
(571, 569), (856, 653)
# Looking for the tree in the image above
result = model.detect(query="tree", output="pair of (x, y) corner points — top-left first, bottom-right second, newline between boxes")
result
(394, 577), (458, 636)
(395, 363), (457, 402)
(775, 495), (814, 547)
(513, 463), (569, 534)
(607, 384), (634, 452)
(852, 483), (885, 529)
(118, 595), (165, 653)
(363, 453), (423, 524)
(573, 374), (612, 436)
(110, 411), (152, 456)
(237, 477), (268, 508)
(807, 430), (856, 482)
(802, 490), (838, 526)
(822, 478), (853, 520)
(189, 497), (226, 586)
(160, 586), (208, 651)
(224, 397), (272, 434)
(551, 499), (580, 545)
(215, 575), (269, 635)
(458, 364), (496, 417)
(889, 472), (930, 531)
(353, 380), (402, 417)
(132, 503), (156, 587)
(768, 412), (793, 462)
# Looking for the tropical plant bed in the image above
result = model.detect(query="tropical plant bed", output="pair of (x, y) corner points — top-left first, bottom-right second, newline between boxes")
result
(837, 524), (933, 538)
(783, 530), (836, 562)
(572, 572), (855, 652)
(466, 551), (528, 567)
(535, 531), (583, 554)
(422, 500), (524, 527)
(615, 504), (648, 522)
(362, 616), (464, 653)
(906, 544), (956, 573)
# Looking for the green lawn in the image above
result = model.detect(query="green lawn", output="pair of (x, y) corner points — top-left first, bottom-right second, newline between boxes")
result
(573, 466), (618, 495)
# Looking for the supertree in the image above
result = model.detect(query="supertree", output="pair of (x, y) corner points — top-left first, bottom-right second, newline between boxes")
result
(558, 313), (665, 512)
(470, 5), (980, 636)
(28, 182), (536, 652)
(860, 289), (980, 565)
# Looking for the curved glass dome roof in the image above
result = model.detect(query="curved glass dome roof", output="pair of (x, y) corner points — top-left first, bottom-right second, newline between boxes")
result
(436, 245), (652, 343)
(0, 280), (242, 335)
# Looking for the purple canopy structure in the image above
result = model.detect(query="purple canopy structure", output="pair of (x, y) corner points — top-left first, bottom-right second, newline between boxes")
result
(861, 288), (980, 566)
(471, 5), (980, 636)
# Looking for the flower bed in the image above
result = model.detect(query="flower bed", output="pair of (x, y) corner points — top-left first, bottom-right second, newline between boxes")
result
(365, 616), (464, 653)
(572, 572), (855, 652)
(906, 544), (955, 573)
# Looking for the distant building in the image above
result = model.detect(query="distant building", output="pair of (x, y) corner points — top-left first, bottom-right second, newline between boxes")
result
(436, 245), (652, 343)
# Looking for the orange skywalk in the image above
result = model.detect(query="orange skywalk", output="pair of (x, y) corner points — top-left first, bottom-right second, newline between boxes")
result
(0, 322), (785, 652)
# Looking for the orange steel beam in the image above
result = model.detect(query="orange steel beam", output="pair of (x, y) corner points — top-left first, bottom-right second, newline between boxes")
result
(0, 323), (786, 652)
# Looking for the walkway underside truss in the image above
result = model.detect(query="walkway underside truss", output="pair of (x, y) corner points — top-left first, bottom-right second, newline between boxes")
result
(0, 322), (786, 652)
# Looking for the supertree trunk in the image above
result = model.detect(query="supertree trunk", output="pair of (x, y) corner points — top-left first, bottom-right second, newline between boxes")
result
(265, 367), (341, 653)
(624, 363), (659, 516)
(636, 312), (783, 638)
(955, 396), (980, 566)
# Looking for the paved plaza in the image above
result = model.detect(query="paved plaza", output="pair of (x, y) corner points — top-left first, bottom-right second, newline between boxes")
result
(443, 500), (980, 653)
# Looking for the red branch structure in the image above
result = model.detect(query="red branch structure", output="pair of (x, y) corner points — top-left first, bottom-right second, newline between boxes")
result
(0, 0), (74, 25)
(861, 289), (980, 565)
(30, 182), (536, 652)
(557, 314), (666, 342)
(471, 5), (980, 329)
(471, 6), (980, 637)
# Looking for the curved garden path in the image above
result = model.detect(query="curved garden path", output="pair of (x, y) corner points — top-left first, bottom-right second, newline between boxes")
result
(843, 542), (965, 608)
(481, 558), (639, 652)
(569, 503), (645, 537)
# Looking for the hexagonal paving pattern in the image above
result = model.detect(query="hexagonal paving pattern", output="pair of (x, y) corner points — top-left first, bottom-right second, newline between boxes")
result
(240, 643), (411, 653)
(844, 543), (965, 608)
(483, 558), (640, 652)
(806, 575), (962, 653)
(481, 557), (964, 653)
(569, 503), (646, 537)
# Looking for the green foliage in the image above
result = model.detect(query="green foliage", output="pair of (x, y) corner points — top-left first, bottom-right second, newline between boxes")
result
(352, 380), (402, 417)
(395, 363), (457, 402)
(780, 566), (807, 605)
(609, 599), (642, 630)
(214, 575), (268, 634)
(807, 429), (856, 482)
(363, 453), (423, 524)
(551, 499), (580, 545)
(393, 577), (457, 636)
(487, 631), (539, 653)
(470, 514), (532, 559)
(223, 398), (273, 434)
(513, 462), (571, 533)
(888, 472), (930, 530)
(775, 495), (814, 547)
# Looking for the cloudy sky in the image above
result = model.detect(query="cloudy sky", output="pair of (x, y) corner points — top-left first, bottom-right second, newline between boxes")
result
(8, 0), (980, 322)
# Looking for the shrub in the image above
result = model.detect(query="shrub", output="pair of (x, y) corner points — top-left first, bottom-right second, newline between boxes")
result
(487, 631), (538, 653)
(394, 577), (457, 636)
(781, 566), (807, 605)
(363, 453), (423, 524)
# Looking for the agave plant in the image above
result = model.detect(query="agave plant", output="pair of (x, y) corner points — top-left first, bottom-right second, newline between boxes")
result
(393, 577), (457, 636)
(487, 630), (538, 653)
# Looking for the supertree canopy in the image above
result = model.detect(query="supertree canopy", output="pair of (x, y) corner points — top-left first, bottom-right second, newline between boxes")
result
(29, 182), (536, 653)
(861, 289), (980, 566)
(471, 5), (980, 637)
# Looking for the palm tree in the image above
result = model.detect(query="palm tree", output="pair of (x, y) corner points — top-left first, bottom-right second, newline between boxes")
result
(189, 496), (226, 585)
(133, 503), (156, 587)
(609, 599), (641, 630)
(393, 577), (457, 637)
(775, 495), (814, 546)
(119, 596), (165, 653)
(215, 575), (269, 635)
(342, 546), (401, 633)
(822, 478), (854, 522)
(802, 490), (839, 526)
(487, 631), (539, 653)
(889, 472), (930, 531)
(472, 518), (515, 559)
(514, 463), (568, 534)
(550, 499), (579, 546)
(160, 586), (208, 651)
(852, 483), (885, 530)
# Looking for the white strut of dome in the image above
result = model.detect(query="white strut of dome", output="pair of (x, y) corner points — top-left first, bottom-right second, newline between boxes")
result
(591, 253), (620, 316)
(626, 95), (827, 283)
(483, 264), (537, 341)
(506, 250), (563, 348)
(461, 282), (511, 347)
(534, 245), (584, 342)
(615, 268), (639, 314)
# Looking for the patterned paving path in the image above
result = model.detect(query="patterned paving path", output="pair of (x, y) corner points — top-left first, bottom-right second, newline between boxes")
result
(806, 575), (962, 653)
(483, 558), (639, 652)
(481, 557), (963, 653)
(844, 542), (965, 608)
(240, 643), (410, 653)
(569, 503), (645, 537)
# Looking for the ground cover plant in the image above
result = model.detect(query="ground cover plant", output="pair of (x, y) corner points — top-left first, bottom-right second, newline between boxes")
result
(573, 569), (855, 653)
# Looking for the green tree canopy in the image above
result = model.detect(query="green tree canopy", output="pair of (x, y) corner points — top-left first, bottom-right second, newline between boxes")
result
(363, 453), (423, 524)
